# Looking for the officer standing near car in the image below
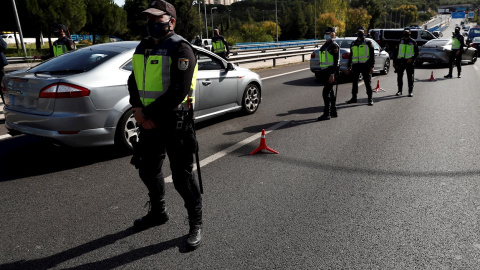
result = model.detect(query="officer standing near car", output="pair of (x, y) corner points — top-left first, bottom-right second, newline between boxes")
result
(346, 26), (375, 106)
(393, 28), (419, 97)
(127, 0), (203, 249)
(317, 27), (340, 121)
(33, 24), (75, 60)
(444, 26), (465, 78)
(211, 28), (230, 60)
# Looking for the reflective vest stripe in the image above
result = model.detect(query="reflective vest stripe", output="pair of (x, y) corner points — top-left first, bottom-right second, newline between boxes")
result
(452, 38), (461, 49)
(398, 44), (414, 59)
(351, 44), (369, 63)
(53, 45), (67, 56)
(319, 50), (334, 68)
(213, 40), (226, 53)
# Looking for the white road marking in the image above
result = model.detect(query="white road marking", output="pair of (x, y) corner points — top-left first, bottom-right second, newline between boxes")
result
(164, 120), (291, 183)
(262, 68), (310, 80)
(0, 134), (12, 140)
(474, 65), (479, 71)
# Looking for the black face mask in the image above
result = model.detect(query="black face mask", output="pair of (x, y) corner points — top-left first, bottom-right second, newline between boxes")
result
(358, 32), (364, 38)
(404, 33), (410, 38)
(147, 19), (171, 39)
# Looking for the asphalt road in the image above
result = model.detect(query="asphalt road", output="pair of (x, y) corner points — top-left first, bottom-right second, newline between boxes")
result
(2, 24), (480, 269)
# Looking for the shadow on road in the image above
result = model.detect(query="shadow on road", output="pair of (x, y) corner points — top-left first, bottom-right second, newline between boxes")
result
(0, 228), (189, 270)
(0, 135), (130, 182)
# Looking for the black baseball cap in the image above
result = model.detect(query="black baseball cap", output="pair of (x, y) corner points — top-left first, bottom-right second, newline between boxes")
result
(53, 24), (67, 32)
(143, 0), (177, 19)
(403, 27), (411, 33)
(357, 26), (365, 32)
(325, 27), (335, 34)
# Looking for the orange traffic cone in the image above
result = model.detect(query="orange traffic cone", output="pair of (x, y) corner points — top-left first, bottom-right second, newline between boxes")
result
(428, 71), (437, 81)
(249, 129), (279, 155)
(373, 80), (385, 93)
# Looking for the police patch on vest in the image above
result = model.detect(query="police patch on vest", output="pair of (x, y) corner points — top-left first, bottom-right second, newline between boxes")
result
(150, 60), (159, 64)
(178, 58), (189, 70)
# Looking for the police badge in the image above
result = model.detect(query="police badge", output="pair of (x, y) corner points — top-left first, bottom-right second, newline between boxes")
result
(178, 58), (189, 71)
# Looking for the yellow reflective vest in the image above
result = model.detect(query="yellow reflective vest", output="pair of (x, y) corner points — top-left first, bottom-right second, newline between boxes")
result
(212, 39), (226, 53)
(452, 37), (461, 50)
(132, 34), (198, 111)
(351, 42), (370, 64)
(397, 43), (414, 59)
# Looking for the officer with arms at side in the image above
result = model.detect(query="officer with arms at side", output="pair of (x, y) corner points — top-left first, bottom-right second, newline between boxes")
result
(346, 26), (375, 106)
(393, 28), (419, 97)
(33, 24), (75, 60)
(317, 27), (340, 121)
(127, 0), (203, 249)
(444, 26), (465, 78)
(211, 28), (230, 60)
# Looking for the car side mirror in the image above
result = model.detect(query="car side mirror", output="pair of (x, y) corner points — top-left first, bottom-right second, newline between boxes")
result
(226, 62), (234, 71)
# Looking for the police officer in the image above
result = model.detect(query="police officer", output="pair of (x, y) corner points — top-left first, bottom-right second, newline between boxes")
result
(194, 35), (203, 47)
(393, 28), (419, 97)
(127, 0), (203, 249)
(317, 27), (340, 121)
(346, 26), (375, 106)
(211, 28), (230, 60)
(444, 26), (465, 78)
(0, 35), (8, 103)
(34, 24), (75, 60)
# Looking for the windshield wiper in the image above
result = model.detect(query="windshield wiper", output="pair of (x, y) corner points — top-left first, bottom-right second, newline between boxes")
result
(34, 69), (86, 76)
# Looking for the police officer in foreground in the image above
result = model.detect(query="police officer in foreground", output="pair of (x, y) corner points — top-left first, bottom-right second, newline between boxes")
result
(33, 24), (75, 60)
(444, 26), (465, 78)
(346, 26), (375, 106)
(127, 0), (203, 249)
(211, 28), (230, 60)
(393, 28), (419, 97)
(317, 27), (340, 121)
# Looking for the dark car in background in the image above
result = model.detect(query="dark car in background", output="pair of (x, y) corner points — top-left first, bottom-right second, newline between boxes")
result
(466, 27), (480, 45)
(415, 39), (477, 66)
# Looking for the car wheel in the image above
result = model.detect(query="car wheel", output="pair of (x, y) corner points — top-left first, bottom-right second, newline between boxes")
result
(380, 59), (390, 75)
(471, 52), (477, 64)
(242, 83), (260, 115)
(115, 108), (140, 152)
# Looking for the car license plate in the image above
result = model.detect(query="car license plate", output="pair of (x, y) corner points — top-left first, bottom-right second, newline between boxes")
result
(423, 54), (433, 58)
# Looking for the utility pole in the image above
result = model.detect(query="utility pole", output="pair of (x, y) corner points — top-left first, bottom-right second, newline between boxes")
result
(204, 1), (208, 39)
(11, 0), (27, 57)
(314, 0), (317, 41)
(275, 0), (278, 44)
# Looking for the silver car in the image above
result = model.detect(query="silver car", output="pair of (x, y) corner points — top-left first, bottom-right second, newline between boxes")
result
(415, 39), (478, 66)
(310, 37), (390, 81)
(2, 41), (262, 150)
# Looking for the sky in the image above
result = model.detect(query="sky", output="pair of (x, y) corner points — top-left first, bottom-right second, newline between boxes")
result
(114, 0), (125, 6)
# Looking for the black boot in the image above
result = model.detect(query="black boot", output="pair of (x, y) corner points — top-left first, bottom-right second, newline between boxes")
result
(444, 74), (452, 78)
(186, 211), (203, 249)
(133, 199), (169, 232)
(346, 95), (357, 104)
(368, 97), (374, 106)
(408, 88), (413, 97)
(331, 108), (338, 118)
(317, 114), (331, 121)
(458, 73), (461, 78)
(396, 87), (402, 96)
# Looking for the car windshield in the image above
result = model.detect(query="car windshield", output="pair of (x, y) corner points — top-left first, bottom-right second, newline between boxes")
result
(424, 40), (450, 47)
(336, 39), (354, 49)
(473, 37), (480, 42)
(29, 47), (120, 74)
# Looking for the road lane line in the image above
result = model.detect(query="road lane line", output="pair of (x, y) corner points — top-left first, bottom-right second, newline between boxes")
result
(164, 120), (291, 183)
(262, 68), (310, 80)
(0, 134), (12, 140)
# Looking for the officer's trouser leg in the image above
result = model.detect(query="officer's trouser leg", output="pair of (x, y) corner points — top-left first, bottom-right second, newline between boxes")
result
(322, 74), (334, 115)
(406, 64), (415, 93)
(362, 68), (373, 101)
(448, 53), (455, 75)
(396, 66), (405, 93)
(138, 129), (166, 202)
(166, 130), (202, 222)
(351, 69), (360, 97)
(455, 53), (462, 75)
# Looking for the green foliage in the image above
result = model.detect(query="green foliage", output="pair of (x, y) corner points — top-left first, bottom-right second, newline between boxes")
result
(346, 8), (372, 36)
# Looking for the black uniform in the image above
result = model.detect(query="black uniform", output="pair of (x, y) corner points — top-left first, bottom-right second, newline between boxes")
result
(211, 35), (230, 60)
(318, 39), (340, 119)
(393, 37), (419, 95)
(0, 37), (8, 103)
(127, 33), (202, 237)
(446, 32), (465, 78)
(347, 38), (375, 105)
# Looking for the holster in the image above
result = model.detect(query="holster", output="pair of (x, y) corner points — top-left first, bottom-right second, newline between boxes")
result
(130, 138), (143, 169)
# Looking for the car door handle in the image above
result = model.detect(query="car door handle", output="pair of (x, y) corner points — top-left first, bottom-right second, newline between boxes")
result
(202, 80), (211, 86)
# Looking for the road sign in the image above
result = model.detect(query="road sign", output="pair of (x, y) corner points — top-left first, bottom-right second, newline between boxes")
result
(452, 12), (466, 19)
(468, 12), (475, 19)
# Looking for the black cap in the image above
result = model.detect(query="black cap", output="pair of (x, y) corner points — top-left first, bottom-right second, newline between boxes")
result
(403, 27), (411, 33)
(325, 27), (335, 34)
(143, 0), (177, 19)
(53, 24), (67, 32)
(356, 26), (365, 32)
(455, 26), (461, 31)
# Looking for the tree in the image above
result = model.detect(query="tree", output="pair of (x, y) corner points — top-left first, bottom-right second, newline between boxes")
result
(350, 0), (382, 29)
(124, 0), (149, 40)
(346, 8), (372, 36)
(317, 13), (346, 38)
